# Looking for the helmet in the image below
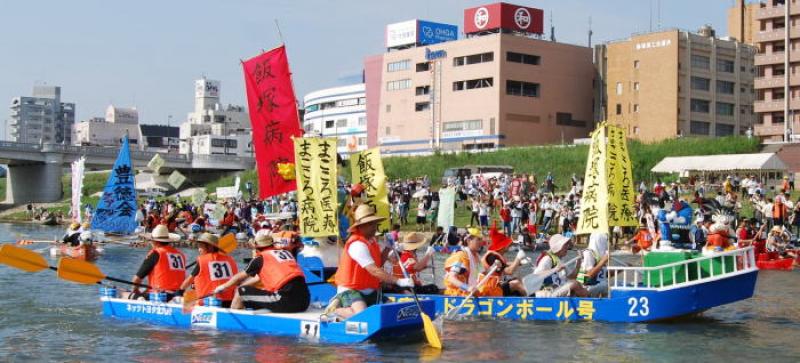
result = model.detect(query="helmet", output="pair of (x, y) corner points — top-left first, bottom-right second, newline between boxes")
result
(79, 231), (94, 244)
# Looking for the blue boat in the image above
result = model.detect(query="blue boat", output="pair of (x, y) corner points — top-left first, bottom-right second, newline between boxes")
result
(385, 247), (758, 323)
(100, 289), (435, 344)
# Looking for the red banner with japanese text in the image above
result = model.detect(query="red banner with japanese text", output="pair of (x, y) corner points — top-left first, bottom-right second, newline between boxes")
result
(242, 46), (303, 199)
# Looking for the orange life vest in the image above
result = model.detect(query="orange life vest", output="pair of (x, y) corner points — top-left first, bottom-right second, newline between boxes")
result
(146, 245), (186, 292)
(477, 251), (506, 297)
(773, 200), (786, 219)
(194, 252), (239, 302)
(257, 249), (305, 292)
(335, 234), (382, 291)
(391, 250), (419, 285)
(707, 231), (732, 249)
(443, 250), (471, 296)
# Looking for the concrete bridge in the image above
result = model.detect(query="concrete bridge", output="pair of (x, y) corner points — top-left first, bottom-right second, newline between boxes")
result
(0, 141), (255, 203)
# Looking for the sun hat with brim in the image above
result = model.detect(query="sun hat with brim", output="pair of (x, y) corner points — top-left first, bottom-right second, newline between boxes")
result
(548, 234), (571, 253)
(196, 233), (220, 249)
(145, 224), (181, 243)
(401, 232), (427, 251)
(253, 231), (274, 248)
(348, 204), (387, 232)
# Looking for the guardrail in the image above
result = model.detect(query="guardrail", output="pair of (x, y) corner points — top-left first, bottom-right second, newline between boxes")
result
(608, 246), (757, 291)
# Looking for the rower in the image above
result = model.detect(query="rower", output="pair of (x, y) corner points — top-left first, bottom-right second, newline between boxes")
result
(178, 233), (238, 308)
(389, 232), (438, 294)
(214, 231), (309, 312)
(477, 230), (527, 297)
(128, 224), (186, 301)
(532, 234), (587, 297)
(443, 234), (483, 296)
(328, 204), (413, 320)
(577, 232), (610, 297)
(61, 222), (81, 247)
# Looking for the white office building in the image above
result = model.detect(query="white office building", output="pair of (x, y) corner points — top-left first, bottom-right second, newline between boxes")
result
(179, 78), (252, 156)
(303, 84), (367, 155)
(8, 85), (74, 144)
(73, 105), (143, 147)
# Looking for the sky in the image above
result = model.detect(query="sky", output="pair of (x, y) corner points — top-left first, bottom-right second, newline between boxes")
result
(0, 0), (734, 127)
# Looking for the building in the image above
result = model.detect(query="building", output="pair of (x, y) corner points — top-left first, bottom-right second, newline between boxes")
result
(745, 0), (800, 141)
(73, 105), (143, 147)
(140, 124), (179, 153)
(728, 0), (760, 45)
(178, 78), (252, 156)
(365, 3), (594, 155)
(302, 84), (367, 155)
(595, 26), (756, 141)
(8, 85), (74, 144)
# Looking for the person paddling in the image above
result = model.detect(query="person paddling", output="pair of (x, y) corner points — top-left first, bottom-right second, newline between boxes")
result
(128, 224), (186, 301)
(443, 234), (484, 296)
(327, 204), (414, 320)
(213, 231), (309, 312)
(477, 226), (527, 296)
(577, 232), (610, 297)
(178, 233), (238, 308)
(532, 234), (587, 297)
(388, 232), (438, 294)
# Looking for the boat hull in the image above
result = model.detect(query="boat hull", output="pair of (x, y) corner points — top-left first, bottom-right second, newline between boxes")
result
(756, 252), (796, 271)
(54, 245), (99, 261)
(386, 270), (758, 323)
(100, 294), (435, 344)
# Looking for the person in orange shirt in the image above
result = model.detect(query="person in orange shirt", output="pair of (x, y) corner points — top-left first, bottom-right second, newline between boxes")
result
(627, 219), (657, 254)
(477, 227), (527, 297)
(213, 231), (309, 312)
(443, 234), (484, 296)
(388, 232), (437, 294)
(178, 233), (239, 308)
(129, 224), (186, 301)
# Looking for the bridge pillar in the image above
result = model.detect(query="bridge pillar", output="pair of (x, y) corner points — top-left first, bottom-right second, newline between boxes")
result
(5, 153), (64, 204)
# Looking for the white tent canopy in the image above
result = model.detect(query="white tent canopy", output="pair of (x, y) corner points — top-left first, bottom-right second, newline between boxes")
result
(651, 153), (787, 173)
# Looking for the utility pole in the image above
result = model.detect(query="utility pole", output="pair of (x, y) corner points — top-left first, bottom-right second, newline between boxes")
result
(786, 0), (791, 142)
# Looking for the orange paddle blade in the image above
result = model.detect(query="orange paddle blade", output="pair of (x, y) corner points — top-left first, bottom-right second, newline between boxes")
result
(0, 244), (50, 272)
(57, 257), (106, 285)
(182, 289), (199, 314)
(219, 233), (237, 254)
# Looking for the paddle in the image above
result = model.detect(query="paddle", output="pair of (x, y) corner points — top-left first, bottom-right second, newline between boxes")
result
(522, 255), (580, 296)
(392, 249), (442, 349)
(0, 244), (54, 272)
(444, 263), (499, 320)
(56, 257), (152, 289)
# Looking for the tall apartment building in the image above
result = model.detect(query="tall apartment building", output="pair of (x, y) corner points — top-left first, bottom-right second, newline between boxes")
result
(729, 0), (761, 45)
(744, 0), (800, 141)
(302, 84), (368, 155)
(73, 105), (143, 147)
(595, 27), (756, 141)
(8, 85), (74, 144)
(365, 3), (594, 155)
(178, 78), (253, 156)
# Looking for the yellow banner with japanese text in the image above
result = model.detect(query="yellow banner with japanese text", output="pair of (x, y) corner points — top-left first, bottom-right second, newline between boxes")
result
(605, 125), (638, 227)
(351, 148), (391, 233)
(577, 125), (609, 234)
(293, 137), (339, 237)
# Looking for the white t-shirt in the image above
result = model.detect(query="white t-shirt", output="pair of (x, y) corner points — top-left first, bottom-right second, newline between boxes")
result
(580, 250), (607, 283)
(337, 240), (377, 294)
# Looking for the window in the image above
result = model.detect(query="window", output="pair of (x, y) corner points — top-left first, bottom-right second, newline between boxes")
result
(717, 59), (735, 73)
(386, 79), (411, 91)
(443, 120), (482, 132)
(715, 123), (735, 136)
(386, 104), (391, 112)
(453, 77), (493, 91)
(358, 116), (367, 126)
(616, 82), (623, 95)
(416, 62), (430, 72)
(506, 80), (540, 97)
(335, 98), (358, 107)
(453, 52), (494, 66)
(305, 104), (319, 112)
(416, 85), (430, 96)
(325, 120), (334, 128)
(415, 102), (431, 111)
(387, 59), (410, 72)
(690, 99), (710, 113)
(358, 97), (366, 105)
(213, 115), (225, 123)
(690, 121), (710, 135)
(691, 77), (710, 91)
(506, 51), (541, 65)
(555, 112), (587, 127)
(303, 123), (313, 131)
(357, 137), (367, 146)
(616, 104), (622, 115)
(633, 104), (640, 113)
(337, 138), (346, 147)
(716, 80), (735, 95)
(634, 82), (640, 91)
(385, 127), (391, 135)
(211, 139), (237, 148)
(691, 55), (710, 70)
(634, 60), (640, 69)
(716, 102), (735, 116)
(336, 119), (347, 127)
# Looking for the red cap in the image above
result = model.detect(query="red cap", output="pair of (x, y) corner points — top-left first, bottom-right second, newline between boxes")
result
(351, 183), (365, 196)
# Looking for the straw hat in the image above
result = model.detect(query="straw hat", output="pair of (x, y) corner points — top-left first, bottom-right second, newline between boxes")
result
(348, 204), (386, 232)
(401, 232), (427, 251)
(253, 230), (274, 248)
(145, 224), (181, 243)
(548, 234), (571, 253)
(196, 233), (220, 249)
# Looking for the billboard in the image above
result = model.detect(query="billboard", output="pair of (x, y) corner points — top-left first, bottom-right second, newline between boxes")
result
(386, 20), (458, 48)
(417, 20), (458, 46)
(464, 3), (544, 35)
(195, 79), (220, 98)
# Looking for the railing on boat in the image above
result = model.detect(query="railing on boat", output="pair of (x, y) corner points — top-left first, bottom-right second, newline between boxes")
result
(608, 247), (757, 291)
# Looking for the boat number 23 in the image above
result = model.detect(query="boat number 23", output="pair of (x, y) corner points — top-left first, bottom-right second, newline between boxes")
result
(627, 297), (649, 317)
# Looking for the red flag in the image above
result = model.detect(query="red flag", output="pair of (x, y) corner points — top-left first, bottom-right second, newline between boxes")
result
(242, 46), (303, 199)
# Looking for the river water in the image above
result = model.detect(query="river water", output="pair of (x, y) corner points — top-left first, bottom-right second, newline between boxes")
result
(1, 222), (798, 362)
